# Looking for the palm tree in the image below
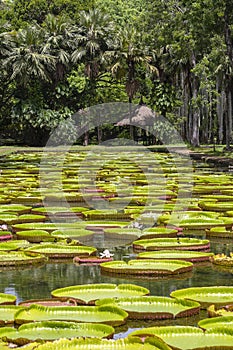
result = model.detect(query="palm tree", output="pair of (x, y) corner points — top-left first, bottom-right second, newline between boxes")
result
(3, 23), (55, 86)
(42, 14), (77, 84)
(105, 25), (157, 137)
(72, 8), (113, 81)
(71, 8), (114, 145)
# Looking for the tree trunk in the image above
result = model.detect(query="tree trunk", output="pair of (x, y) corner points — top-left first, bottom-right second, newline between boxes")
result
(216, 74), (224, 144)
(190, 53), (200, 147)
(224, 3), (233, 150)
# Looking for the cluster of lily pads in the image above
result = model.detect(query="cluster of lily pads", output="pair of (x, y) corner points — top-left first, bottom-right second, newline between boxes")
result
(1, 284), (233, 349)
(0, 148), (233, 348)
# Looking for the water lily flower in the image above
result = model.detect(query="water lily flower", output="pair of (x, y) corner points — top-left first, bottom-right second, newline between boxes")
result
(100, 249), (114, 258)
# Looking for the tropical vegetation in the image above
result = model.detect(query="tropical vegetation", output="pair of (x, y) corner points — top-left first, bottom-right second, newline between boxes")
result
(1, 0), (233, 148)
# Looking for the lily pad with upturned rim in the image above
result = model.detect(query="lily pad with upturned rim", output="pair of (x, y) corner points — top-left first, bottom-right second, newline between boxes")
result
(96, 296), (200, 319)
(52, 229), (94, 241)
(16, 230), (52, 243)
(133, 238), (210, 252)
(137, 250), (213, 263)
(51, 283), (149, 304)
(206, 227), (233, 238)
(0, 240), (30, 251)
(140, 227), (178, 239)
(14, 304), (128, 326)
(27, 336), (172, 350)
(0, 293), (16, 305)
(198, 316), (233, 330)
(0, 305), (23, 325)
(130, 325), (233, 350)
(0, 321), (115, 345)
(0, 251), (47, 266)
(24, 243), (97, 258)
(100, 259), (193, 276)
(207, 304), (233, 317)
(170, 286), (233, 308)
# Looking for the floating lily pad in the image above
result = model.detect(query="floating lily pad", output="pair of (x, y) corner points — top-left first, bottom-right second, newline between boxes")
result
(14, 304), (128, 326)
(130, 326), (233, 350)
(103, 228), (141, 240)
(51, 283), (149, 304)
(208, 304), (233, 317)
(199, 316), (233, 330)
(0, 251), (47, 266)
(16, 230), (52, 243)
(84, 221), (129, 232)
(0, 231), (12, 241)
(140, 227), (178, 239)
(199, 201), (233, 212)
(52, 229), (94, 241)
(133, 238), (210, 251)
(157, 211), (233, 229)
(0, 240), (30, 251)
(97, 296), (200, 319)
(210, 253), (233, 266)
(206, 227), (233, 238)
(12, 222), (87, 233)
(100, 259), (193, 276)
(0, 204), (32, 214)
(28, 336), (171, 350)
(0, 321), (115, 344)
(0, 293), (16, 305)
(24, 243), (97, 258)
(14, 214), (46, 224)
(137, 250), (213, 262)
(0, 306), (23, 325)
(170, 286), (233, 308)
(83, 210), (131, 220)
(19, 298), (78, 307)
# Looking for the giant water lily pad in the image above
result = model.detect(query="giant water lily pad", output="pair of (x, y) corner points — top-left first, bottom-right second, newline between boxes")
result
(0, 293), (16, 305)
(100, 259), (193, 276)
(198, 316), (233, 330)
(133, 238), (210, 251)
(210, 253), (233, 267)
(0, 240), (30, 251)
(0, 251), (47, 266)
(13, 222), (87, 233)
(51, 283), (149, 304)
(157, 211), (233, 229)
(199, 201), (233, 212)
(103, 228), (141, 240)
(14, 304), (128, 326)
(140, 227), (178, 239)
(83, 210), (131, 220)
(137, 250), (213, 263)
(207, 304), (233, 317)
(0, 204), (31, 214)
(97, 296), (200, 319)
(25, 336), (171, 350)
(0, 321), (114, 344)
(52, 229), (94, 241)
(130, 326), (233, 349)
(24, 243), (97, 258)
(170, 286), (233, 308)
(16, 230), (52, 243)
(84, 221), (130, 232)
(206, 227), (233, 238)
(0, 306), (23, 325)
(13, 214), (46, 224)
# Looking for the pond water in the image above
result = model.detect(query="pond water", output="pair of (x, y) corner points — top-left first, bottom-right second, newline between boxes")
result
(0, 149), (233, 339)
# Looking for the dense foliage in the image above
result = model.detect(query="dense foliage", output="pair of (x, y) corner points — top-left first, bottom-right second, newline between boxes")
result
(0, 0), (233, 147)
